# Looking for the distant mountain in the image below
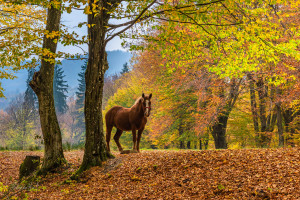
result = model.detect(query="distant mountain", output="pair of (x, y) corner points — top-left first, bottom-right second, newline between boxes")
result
(0, 50), (132, 110)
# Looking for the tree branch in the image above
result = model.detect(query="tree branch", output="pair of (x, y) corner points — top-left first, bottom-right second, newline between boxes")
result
(105, 0), (225, 41)
(105, 0), (157, 44)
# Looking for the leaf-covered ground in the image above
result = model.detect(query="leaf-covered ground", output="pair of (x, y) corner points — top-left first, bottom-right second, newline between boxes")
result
(0, 148), (299, 199)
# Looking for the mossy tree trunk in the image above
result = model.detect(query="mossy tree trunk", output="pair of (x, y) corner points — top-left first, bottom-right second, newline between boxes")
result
(29, 0), (65, 172)
(78, 0), (114, 173)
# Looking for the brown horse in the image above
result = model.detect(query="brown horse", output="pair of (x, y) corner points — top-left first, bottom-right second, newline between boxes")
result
(105, 93), (152, 153)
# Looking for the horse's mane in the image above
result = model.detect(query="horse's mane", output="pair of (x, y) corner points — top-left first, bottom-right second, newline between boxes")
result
(132, 96), (143, 107)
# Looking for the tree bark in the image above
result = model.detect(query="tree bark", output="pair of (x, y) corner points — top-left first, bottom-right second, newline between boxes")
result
(179, 122), (185, 149)
(276, 103), (284, 147)
(187, 141), (191, 149)
(199, 138), (202, 150)
(212, 115), (228, 149)
(248, 74), (272, 147)
(256, 77), (267, 132)
(256, 77), (272, 147)
(211, 79), (241, 149)
(247, 74), (259, 133)
(29, 0), (65, 172)
(204, 133), (209, 149)
(266, 85), (277, 132)
(19, 156), (40, 181)
(283, 108), (295, 147)
(77, 0), (112, 173)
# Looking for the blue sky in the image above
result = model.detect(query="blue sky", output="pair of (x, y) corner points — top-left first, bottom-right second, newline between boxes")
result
(59, 8), (125, 54)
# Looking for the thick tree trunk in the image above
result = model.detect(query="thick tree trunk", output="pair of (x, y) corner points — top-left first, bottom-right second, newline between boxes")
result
(78, 0), (112, 173)
(29, 1), (65, 172)
(211, 115), (228, 149)
(211, 79), (240, 149)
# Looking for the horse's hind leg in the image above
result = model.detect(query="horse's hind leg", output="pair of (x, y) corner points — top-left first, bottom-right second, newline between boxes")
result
(106, 125), (113, 153)
(136, 128), (144, 153)
(114, 129), (123, 153)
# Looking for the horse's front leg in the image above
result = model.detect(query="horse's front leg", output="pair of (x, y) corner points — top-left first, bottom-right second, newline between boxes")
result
(131, 129), (138, 153)
(137, 128), (144, 153)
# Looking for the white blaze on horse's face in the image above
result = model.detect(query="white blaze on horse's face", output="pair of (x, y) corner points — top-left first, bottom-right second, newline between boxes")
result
(145, 100), (150, 117)
(141, 93), (152, 117)
(145, 99), (150, 117)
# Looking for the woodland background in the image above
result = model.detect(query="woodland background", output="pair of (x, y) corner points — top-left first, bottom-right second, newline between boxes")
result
(0, 0), (299, 199)
(0, 1), (299, 151)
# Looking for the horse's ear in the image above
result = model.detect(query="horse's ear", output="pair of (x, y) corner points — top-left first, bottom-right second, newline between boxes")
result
(142, 93), (145, 98)
(149, 93), (152, 99)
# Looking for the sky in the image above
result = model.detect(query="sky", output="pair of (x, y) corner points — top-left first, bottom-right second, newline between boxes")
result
(59, 7), (126, 54)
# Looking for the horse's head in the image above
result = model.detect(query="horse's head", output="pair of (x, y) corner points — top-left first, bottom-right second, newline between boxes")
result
(141, 93), (152, 117)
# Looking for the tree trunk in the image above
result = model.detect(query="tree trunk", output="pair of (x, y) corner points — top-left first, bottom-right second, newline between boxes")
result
(178, 122), (185, 149)
(212, 115), (228, 149)
(247, 74), (259, 133)
(211, 79), (240, 149)
(283, 109), (295, 147)
(187, 141), (191, 149)
(248, 74), (272, 147)
(256, 77), (267, 132)
(256, 77), (272, 147)
(179, 141), (185, 149)
(204, 139), (209, 150)
(276, 103), (284, 147)
(29, 0), (65, 172)
(199, 138), (202, 150)
(204, 133), (209, 149)
(266, 85), (277, 132)
(77, 0), (112, 173)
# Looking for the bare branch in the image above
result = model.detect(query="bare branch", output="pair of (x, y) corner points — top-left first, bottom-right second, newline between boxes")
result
(153, 16), (241, 26)
(105, 0), (225, 43)
(105, 0), (157, 44)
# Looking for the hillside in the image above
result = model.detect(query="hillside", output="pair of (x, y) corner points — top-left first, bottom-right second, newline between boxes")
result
(1, 148), (299, 199)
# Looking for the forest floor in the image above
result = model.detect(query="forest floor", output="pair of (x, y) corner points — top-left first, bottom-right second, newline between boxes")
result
(0, 148), (299, 199)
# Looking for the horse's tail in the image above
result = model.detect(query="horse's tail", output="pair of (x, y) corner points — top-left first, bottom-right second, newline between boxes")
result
(105, 106), (121, 152)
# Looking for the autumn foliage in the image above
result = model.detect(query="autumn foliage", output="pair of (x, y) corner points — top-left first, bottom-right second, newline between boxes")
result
(1, 149), (300, 199)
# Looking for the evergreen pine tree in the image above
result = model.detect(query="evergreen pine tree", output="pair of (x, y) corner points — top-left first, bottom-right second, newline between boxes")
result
(23, 68), (38, 117)
(75, 60), (87, 138)
(120, 62), (129, 75)
(53, 65), (69, 114)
